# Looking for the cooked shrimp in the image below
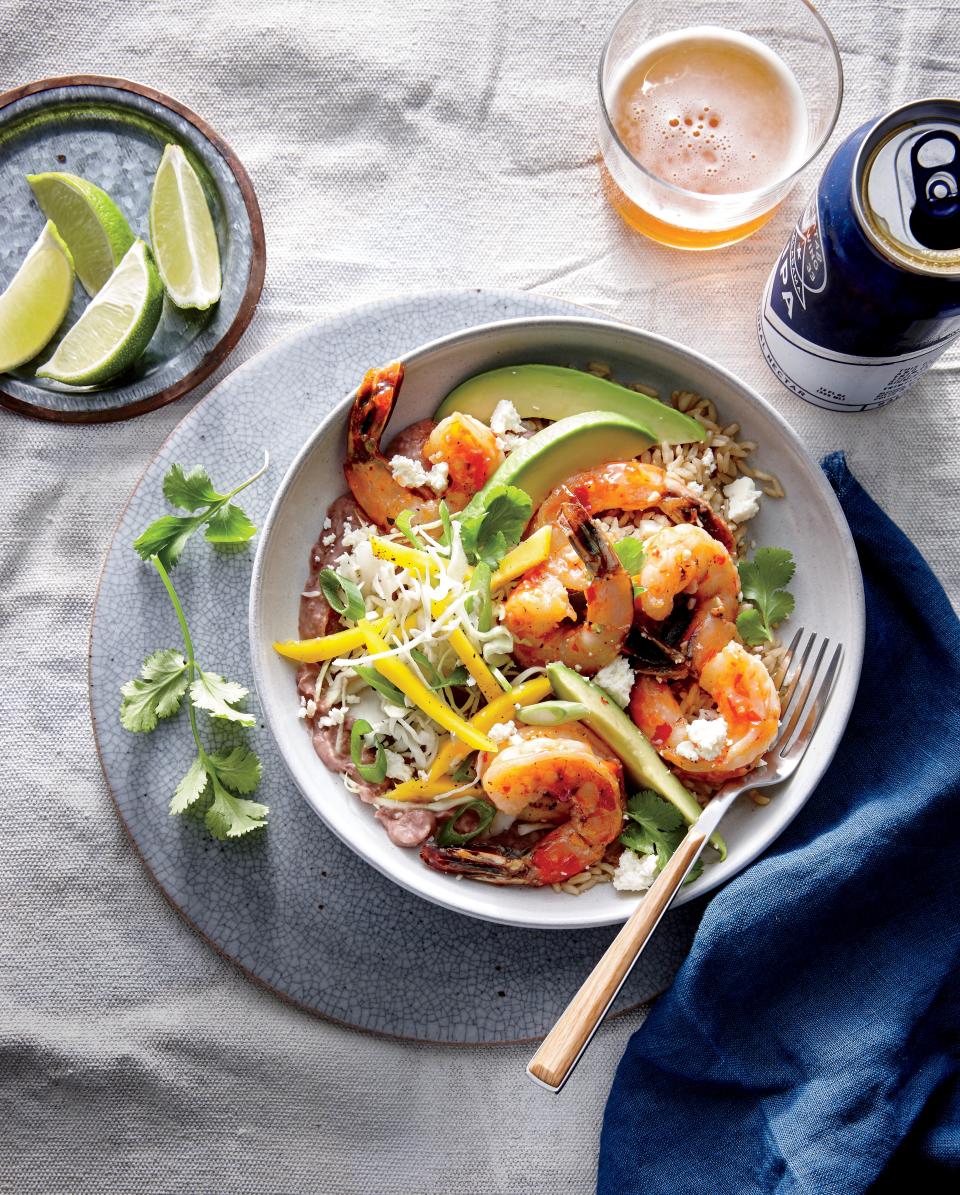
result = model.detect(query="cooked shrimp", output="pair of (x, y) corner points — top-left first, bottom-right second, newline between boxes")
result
(630, 641), (780, 777)
(423, 413), (503, 505)
(420, 733), (625, 885)
(534, 460), (734, 551)
(343, 362), (502, 527)
(503, 502), (634, 674)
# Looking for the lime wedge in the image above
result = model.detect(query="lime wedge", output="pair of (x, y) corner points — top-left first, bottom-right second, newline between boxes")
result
(149, 144), (222, 310)
(0, 221), (75, 374)
(36, 240), (163, 387)
(28, 172), (134, 297)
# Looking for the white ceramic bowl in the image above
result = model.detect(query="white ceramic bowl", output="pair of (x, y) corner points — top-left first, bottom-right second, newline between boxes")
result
(249, 316), (864, 930)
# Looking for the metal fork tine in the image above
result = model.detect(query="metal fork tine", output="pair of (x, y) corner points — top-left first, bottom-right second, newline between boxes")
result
(782, 643), (844, 762)
(772, 626), (804, 690)
(777, 630), (815, 727)
(778, 636), (829, 749)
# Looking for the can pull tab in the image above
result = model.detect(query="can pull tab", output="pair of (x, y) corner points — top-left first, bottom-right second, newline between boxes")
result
(909, 130), (960, 251)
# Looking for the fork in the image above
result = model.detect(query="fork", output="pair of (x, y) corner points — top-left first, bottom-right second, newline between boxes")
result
(526, 628), (843, 1093)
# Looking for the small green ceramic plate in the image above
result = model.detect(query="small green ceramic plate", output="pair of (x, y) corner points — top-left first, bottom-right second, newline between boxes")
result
(0, 76), (265, 423)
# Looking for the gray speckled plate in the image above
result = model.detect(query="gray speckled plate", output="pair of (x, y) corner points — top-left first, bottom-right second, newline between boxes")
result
(0, 76), (265, 424)
(89, 289), (701, 1043)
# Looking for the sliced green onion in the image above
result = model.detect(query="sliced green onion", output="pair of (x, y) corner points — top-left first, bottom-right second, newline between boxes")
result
(517, 700), (589, 726)
(614, 537), (646, 574)
(350, 718), (387, 783)
(318, 567), (366, 622)
(409, 646), (442, 687)
(491, 665), (512, 692)
(436, 798), (497, 846)
(409, 647), (470, 692)
(468, 562), (493, 632)
(438, 500), (453, 554)
(353, 665), (407, 707)
(395, 509), (425, 550)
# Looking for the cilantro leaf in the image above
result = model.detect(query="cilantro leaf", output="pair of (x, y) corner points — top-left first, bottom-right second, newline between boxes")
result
(458, 485), (532, 567)
(614, 537), (646, 575)
(171, 755), (209, 814)
(736, 606), (769, 647)
(133, 514), (204, 571)
(207, 746), (262, 793)
(120, 649), (188, 732)
(190, 670), (255, 725)
(450, 756), (477, 784)
(737, 547), (796, 645)
(620, 789), (702, 883)
(134, 455), (267, 570)
(163, 464), (224, 510)
(205, 776), (269, 839)
(204, 503), (257, 544)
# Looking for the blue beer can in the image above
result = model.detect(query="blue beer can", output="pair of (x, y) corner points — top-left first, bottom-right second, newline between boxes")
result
(758, 99), (960, 411)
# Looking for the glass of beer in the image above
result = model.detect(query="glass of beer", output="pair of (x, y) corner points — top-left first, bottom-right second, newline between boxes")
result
(599, 0), (843, 249)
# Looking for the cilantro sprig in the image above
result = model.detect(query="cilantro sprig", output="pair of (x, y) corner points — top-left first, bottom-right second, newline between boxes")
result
(736, 547), (796, 647)
(133, 455), (269, 570)
(619, 790), (703, 884)
(458, 485), (532, 568)
(120, 556), (266, 840)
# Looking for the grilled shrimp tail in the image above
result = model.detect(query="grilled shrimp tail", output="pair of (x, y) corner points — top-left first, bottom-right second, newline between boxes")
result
(418, 843), (533, 885)
(347, 362), (404, 464)
(558, 497), (622, 577)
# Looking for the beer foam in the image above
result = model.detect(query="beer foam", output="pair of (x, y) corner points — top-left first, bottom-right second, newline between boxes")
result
(611, 26), (808, 196)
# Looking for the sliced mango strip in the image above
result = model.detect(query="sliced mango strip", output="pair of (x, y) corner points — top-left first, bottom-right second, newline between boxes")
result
(369, 537), (438, 576)
(428, 675), (553, 780)
(447, 627), (503, 702)
(358, 622), (497, 753)
(273, 617), (390, 662)
(370, 527), (552, 592)
(386, 777), (482, 803)
(490, 525), (552, 592)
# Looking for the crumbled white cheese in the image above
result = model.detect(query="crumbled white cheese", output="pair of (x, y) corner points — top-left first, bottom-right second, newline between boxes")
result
(488, 720), (519, 743)
(322, 517), (332, 531)
(676, 714), (728, 762)
(613, 849), (659, 892)
(489, 399), (527, 454)
(723, 476), (762, 524)
(321, 533), (336, 546)
(341, 520), (374, 550)
(593, 656), (635, 708)
(490, 399), (524, 436)
(701, 447), (716, 474)
(384, 749), (413, 782)
(316, 706), (348, 729)
(389, 455), (449, 494)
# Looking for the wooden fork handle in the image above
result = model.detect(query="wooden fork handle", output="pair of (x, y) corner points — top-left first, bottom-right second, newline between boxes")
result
(527, 826), (706, 1092)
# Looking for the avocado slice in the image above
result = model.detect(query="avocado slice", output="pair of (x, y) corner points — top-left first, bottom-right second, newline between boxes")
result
(546, 662), (726, 858)
(436, 364), (706, 446)
(460, 410), (654, 520)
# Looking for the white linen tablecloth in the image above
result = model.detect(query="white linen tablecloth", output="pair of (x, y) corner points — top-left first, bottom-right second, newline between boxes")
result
(1, 2), (957, 1191)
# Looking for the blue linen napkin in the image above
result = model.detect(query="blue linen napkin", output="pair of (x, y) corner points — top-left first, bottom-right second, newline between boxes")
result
(597, 454), (960, 1194)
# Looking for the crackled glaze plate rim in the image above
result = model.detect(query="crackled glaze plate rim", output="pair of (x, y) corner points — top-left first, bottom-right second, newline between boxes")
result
(0, 74), (265, 424)
(249, 314), (866, 932)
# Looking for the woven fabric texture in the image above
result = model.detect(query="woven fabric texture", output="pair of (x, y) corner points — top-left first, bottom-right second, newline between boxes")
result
(1, 2), (957, 1192)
